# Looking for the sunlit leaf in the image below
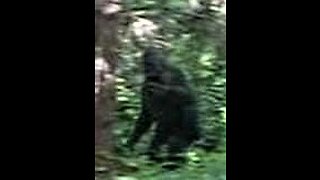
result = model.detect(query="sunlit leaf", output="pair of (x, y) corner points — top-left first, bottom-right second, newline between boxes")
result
(117, 96), (129, 102)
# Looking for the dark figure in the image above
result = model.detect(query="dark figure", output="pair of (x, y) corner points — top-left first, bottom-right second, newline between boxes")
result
(127, 47), (201, 168)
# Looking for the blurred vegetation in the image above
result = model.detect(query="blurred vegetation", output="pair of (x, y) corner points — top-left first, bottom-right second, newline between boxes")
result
(99, 0), (226, 179)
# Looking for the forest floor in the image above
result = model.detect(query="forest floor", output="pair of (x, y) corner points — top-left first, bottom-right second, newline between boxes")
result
(113, 151), (226, 180)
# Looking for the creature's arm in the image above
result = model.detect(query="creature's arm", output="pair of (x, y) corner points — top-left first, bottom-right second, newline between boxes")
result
(127, 87), (154, 149)
(152, 67), (193, 99)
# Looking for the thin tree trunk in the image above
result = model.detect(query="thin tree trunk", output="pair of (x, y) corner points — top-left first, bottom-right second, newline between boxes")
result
(95, 3), (121, 180)
(95, 0), (120, 151)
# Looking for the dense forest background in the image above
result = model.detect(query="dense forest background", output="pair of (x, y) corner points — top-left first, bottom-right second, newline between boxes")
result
(95, 0), (226, 179)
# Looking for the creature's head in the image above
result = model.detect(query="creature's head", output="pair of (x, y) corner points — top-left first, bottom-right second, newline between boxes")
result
(143, 46), (162, 61)
(143, 46), (166, 78)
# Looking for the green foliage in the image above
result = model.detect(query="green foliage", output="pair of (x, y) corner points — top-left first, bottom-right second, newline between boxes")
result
(109, 0), (226, 179)
(111, 152), (226, 180)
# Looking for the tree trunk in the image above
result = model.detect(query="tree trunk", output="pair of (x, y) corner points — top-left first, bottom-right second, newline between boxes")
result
(95, 0), (120, 150)
(95, 3), (121, 179)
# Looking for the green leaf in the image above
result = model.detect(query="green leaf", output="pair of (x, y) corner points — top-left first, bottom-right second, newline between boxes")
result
(117, 96), (129, 102)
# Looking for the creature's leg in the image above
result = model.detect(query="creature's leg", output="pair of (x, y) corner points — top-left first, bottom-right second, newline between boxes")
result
(147, 124), (170, 162)
(167, 136), (191, 163)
